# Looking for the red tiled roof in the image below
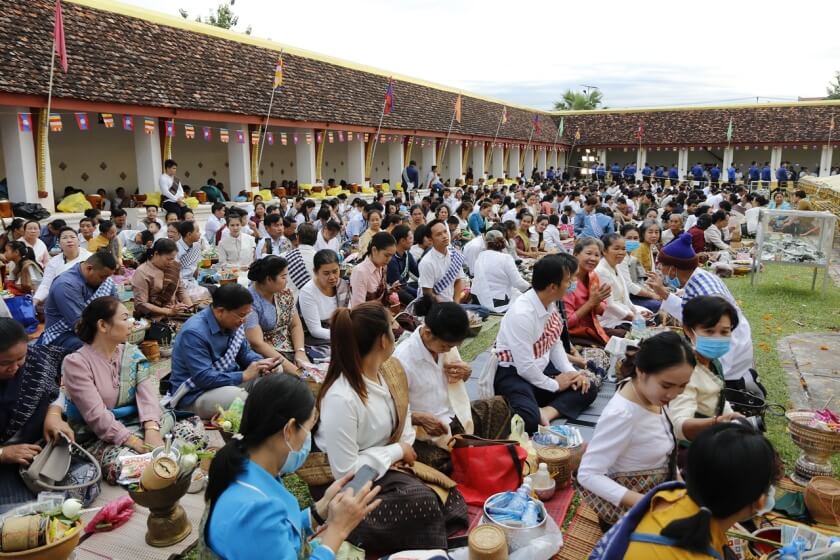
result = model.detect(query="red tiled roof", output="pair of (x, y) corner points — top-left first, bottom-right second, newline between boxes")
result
(555, 104), (840, 147)
(0, 0), (560, 143)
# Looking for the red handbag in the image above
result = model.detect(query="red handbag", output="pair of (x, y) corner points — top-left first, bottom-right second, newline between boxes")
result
(449, 435), (528, 506)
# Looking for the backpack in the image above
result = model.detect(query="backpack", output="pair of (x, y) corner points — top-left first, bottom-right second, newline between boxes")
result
(589, 481), (727, 560)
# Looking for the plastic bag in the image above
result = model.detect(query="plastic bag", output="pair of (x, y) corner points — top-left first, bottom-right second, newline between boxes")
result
(184, 197), (199, 209)
(144, 192), (162, 207)
(448, 515), (564, 560)
(6, 295), (38, 333)
(258, 189), (273, 201)
(56, 192), (92, 213)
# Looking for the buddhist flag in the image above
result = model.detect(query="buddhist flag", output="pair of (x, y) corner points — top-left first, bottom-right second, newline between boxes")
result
(220, 128), (229, 143)
(338, 131), (344, 142)
(454, 94), (462, 123)
(165, 120), (175, 137)
(383, 78), (394, 115)
(74, 112), (89, 130)
(293, 134), (299, 145)
(266, 132), (274, 145)
(99, 113), (114, 128)
(280, 132), (287, 145)
(143, 117), (155, 134)
(501, 106), (507, 124)
(235, 130), (244, 144)
(49, 114), (63, 132)
(251, 131), (260, 145)
(533, 114), (541, 135)
(305, 133), (312, 144)
(185, 124), (195, 139)
(574, 128), (581, 141)
(328, 131), (334, 143)
(726, 117), (734, 142)
(636, 121), (645, 140)
(273, 53), (284, 88)
(558, 117), (564, 138)
(123, 115), (133, 131)
(54, 0), (68, 73)
(203, 127), (212, 141)
(17, 113), (32, 132)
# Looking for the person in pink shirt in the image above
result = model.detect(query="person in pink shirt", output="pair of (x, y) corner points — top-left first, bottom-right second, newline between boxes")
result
(61, 296), (207, 483)
(348, 232), (397, 308)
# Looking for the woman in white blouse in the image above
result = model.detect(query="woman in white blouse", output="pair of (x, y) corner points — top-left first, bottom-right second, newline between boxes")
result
(595, 233), (652, 331)
(22, 220), (50, 268)
(314, 302), (465, 553)
(297, 249), (350, 358)
(471, 230), (530, 313)
(577, 332), (695, 528)
(216, 214), (256, 268)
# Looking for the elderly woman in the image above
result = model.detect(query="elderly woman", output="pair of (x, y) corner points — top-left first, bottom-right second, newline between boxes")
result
(34, 227), (92, 306)
(408, 204), (426, 232)
(298, 249), (350, 358)
(632, 220), (661, 274)
(471, 230), (530, 313)
(131, 239), (193, 322)
(22, 220), (50, 268)
(0, 318), (73, 512)
(563, 237), (614, 347)
(315, 302), (466, 554)
(3, 241), (43, 296)
(61, 297), (206, 483)
(595, 233), (652, 332)
(244, 256), (307, 374)
(349, 232), (397, 308)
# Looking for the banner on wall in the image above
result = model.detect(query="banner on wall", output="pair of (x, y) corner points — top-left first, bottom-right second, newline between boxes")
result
(99, 113), (114, 128)
(235, 130), (245, 144)
(123, 115), (133, 131)
(75, 112), (89, 131)
(165, 121), (175, 137)
(17, 113), (32, 132)
(203, 127), (212, 141)
(143, 118), (155, 134)
(251, 131), (260, 145)
(220, 128), (229, 143)
(185, 124), (195, 139)
(267, 132), (274, 145)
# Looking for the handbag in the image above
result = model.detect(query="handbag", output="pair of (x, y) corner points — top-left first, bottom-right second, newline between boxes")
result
(19, 433), (102, 506)
(577, 467), (671, 525)
(5, 295), (39, 333)
(449, 434), (528, 506)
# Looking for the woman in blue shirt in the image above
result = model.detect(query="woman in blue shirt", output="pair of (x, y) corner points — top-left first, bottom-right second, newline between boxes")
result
(204, 374), (381, 560)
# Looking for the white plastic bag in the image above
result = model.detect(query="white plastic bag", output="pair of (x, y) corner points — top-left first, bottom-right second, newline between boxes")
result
(477, 352), (498, 399)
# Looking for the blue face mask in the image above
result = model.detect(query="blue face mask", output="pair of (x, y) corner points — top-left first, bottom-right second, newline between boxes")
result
(625, 240), (641, 253)
(281, 430), (312, 474)
(694, 335), (732, 359)
(566, 281), (578, 294)
(756, 485), (776, 516)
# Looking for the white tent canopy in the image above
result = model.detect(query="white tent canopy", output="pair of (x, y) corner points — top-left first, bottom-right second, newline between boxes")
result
(800, 174), (840, 193)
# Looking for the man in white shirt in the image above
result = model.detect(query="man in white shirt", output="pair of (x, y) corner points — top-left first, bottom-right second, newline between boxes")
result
(205, 202), (227, 244)
(543, 215), (563, 251)
(34, 227), (91, 305)
(255, 214), (293, 259)
(418, 220), (465, 304)
(118, 229), (154, 260)
(462, 233), (485, 276)
(425, 165), (440, 190)
(660, 214), (684, 246)
(315, 220), (341, 253)
(177, 220), (211, 302)
(346, 200), (367, 242)
(159, 159), (186, 218)
(136, 205), (166, 237)
(217, 213), (256, 267)
(493, 253), (597, 433)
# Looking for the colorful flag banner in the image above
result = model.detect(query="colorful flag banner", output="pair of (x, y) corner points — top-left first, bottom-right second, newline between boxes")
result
(75, 112), (89, 131)
(54, 0), (68, 73)
(235, 130), (244, 144)
(305, 133), (312, 144)
(123, 115), (133, 131)
(383, 78), (394, 115)
(220, 128), (229, 143)
(273, 54), (284, 88)
(203, 127), (212, 141)
(726, 117), (734, 142)
(267, 132), (274, 145)
(364, 133), (369, 143)
(574, 128), (581, 141)
(251, 131), (260, 145)
(281, 132), (288, 145)
(532, 114), (541, 135)
(338, 131), (344, 142)
(17, 113), (32, 132)
(143, 117), (155, 135)
(454, 94), (462, 123)
(636, 121), (645, 140)
(328, 131), (334, 143)
(293, 134), (299, 145)
(99, 113), (114, 128)
(49, 114), (63, 132)
(165, 120), (175, 137)
(379, 134), (385, 143)
(185, 124), (195, 139)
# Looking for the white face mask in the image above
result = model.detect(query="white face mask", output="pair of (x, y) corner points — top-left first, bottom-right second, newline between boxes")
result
(755, 485), (776, 517)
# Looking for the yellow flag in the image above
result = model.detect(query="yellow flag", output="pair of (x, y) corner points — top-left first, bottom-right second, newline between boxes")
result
(273, 54), (284, 88)
(454, 95), (462, 123)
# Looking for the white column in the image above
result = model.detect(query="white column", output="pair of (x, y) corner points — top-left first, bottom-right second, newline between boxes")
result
(597, 149), (608, 167)
(722, 147), (734, 179)
(491, 146), (504, 179)
(347, 138), (366, 185)
(678, 148), (689, 180)
(635, 147), (647, 181)
(471, 142), (485, 180)
(420, 141), (436, 186)
(0, 108), (44, 207)
(133, 121), (162, 195)
(446, 143), (463, 183)
(770, 146), (783, 175)
(819, 145), (834, 177)
(388, 141), (404, 186)
(227, 124), (251, 192)
(557, 151), (567, 177)
(507, 146), (520, 179)
(537, 148), (547, 175)
(295, 128), (316, 184)
(523, 147), (535, 177)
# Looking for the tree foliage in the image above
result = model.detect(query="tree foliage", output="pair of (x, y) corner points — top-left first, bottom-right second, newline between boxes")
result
(828, 71), (840, 100)
(180, 1), (252, 35)
(553, 89), (604, 110)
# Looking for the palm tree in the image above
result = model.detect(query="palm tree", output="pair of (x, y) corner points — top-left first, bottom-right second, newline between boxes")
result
(554, 89), (604, 110)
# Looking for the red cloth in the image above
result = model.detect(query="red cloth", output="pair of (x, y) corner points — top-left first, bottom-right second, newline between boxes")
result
(563, 271), (609, 346)
(688, 226), (706, 254)
(54, 0), (68, 73)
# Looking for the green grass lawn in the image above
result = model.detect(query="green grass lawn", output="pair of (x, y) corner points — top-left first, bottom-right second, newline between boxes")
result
(723, 263), (840, 475)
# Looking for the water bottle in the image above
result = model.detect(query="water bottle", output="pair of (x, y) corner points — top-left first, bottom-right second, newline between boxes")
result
(505, 483), (532, 516)
(631, 313), (646, 337)
(532, 463), (551, 489)
(521, 501), (540, 527)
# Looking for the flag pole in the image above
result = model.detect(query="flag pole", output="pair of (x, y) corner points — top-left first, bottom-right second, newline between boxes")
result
(441, 104), (457, 163)
(257, 50), (283, 177)
(368, 97), (389, 184)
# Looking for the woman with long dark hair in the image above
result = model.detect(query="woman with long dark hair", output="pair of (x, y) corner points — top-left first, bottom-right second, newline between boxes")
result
(297, 249), (350, 357)
(349, 231), (396, 308)
(314, 302), (466, 553)
(3, 240), (43, 296)
(204, 374), (380, 559)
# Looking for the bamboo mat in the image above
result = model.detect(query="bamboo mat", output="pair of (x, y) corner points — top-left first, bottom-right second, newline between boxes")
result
(556, 502), (602, 560)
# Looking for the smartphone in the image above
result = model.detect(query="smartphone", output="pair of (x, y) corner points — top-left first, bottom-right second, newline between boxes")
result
(344, 465), (378, 495)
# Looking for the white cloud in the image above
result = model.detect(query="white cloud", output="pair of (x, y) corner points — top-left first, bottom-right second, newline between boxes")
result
(119, 0), (840, 108)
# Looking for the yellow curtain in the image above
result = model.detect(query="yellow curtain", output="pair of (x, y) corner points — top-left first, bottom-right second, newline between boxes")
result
(462, 144), (470, 172)
(364, 136), (375, 182)
(436, 139), (445, 166)
(404, 137), (413, 167)
(250, 125), (260, 187)
(36, 110), (49, 195)
(315, 130), (326, 182)
(484, 143), (492, 173)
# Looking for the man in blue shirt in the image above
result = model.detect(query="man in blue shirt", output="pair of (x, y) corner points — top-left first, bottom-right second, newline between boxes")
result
(610, 162), (622, 181)
(546, 166), (556, 180)
(761, 162), (772, 185)
(776, 163), (789, 185)
(39, 219), (66, 253)
(167, 284), (279, 419)
(655, 166), (666, 181)
(727, 164), (737, 185)
(749, 161), (760, 184)
(401, 160), (420, 192)
(37, 252), (118, 351)
(642, 163), (653, 182)
(623, 163), (636, 182)
(574, 195), (615, 238)
(669, 165), (680, 181)
(709, 164), (721, 184)
(691, 163), (705, 184)
(595, 163), (606, 182)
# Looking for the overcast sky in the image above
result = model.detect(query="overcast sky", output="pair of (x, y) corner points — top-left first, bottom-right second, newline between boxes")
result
(120, 0), (840, 110)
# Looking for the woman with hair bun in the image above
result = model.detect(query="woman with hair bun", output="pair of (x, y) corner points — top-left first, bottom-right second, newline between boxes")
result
(3, 240), (43, 296)
(131, 238), (193, 322)
(61, 296), (207, 483)
(578, 331), (695, 529)
(244, 256), (307, 373)
(348, 231), (397, 308)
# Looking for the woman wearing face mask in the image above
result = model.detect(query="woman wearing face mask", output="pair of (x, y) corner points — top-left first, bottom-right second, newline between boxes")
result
(667, 296), (743, 443)
(620, 423), (780, 560)
(314, 302), (466, 554)
(578, 332), (694, 529)
(204, 374), (381, 560)
(619, 224), (661, 313)
(563, 238), (613, 347)
(595, 234), (652, 332)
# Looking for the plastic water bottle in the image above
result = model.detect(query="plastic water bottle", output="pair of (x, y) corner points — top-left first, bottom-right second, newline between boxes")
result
(532, 463), (551, 489)
(521, 501), (540, 527)
(631, 313), (646, 337)
(505, 483), (532, 516)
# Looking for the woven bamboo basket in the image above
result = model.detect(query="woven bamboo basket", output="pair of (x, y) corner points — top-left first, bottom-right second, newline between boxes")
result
(805, 476), (840, 525)
(297, 452), (334, 486)
(468, 524), (508, 560)
(537, 447), (572, 487)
